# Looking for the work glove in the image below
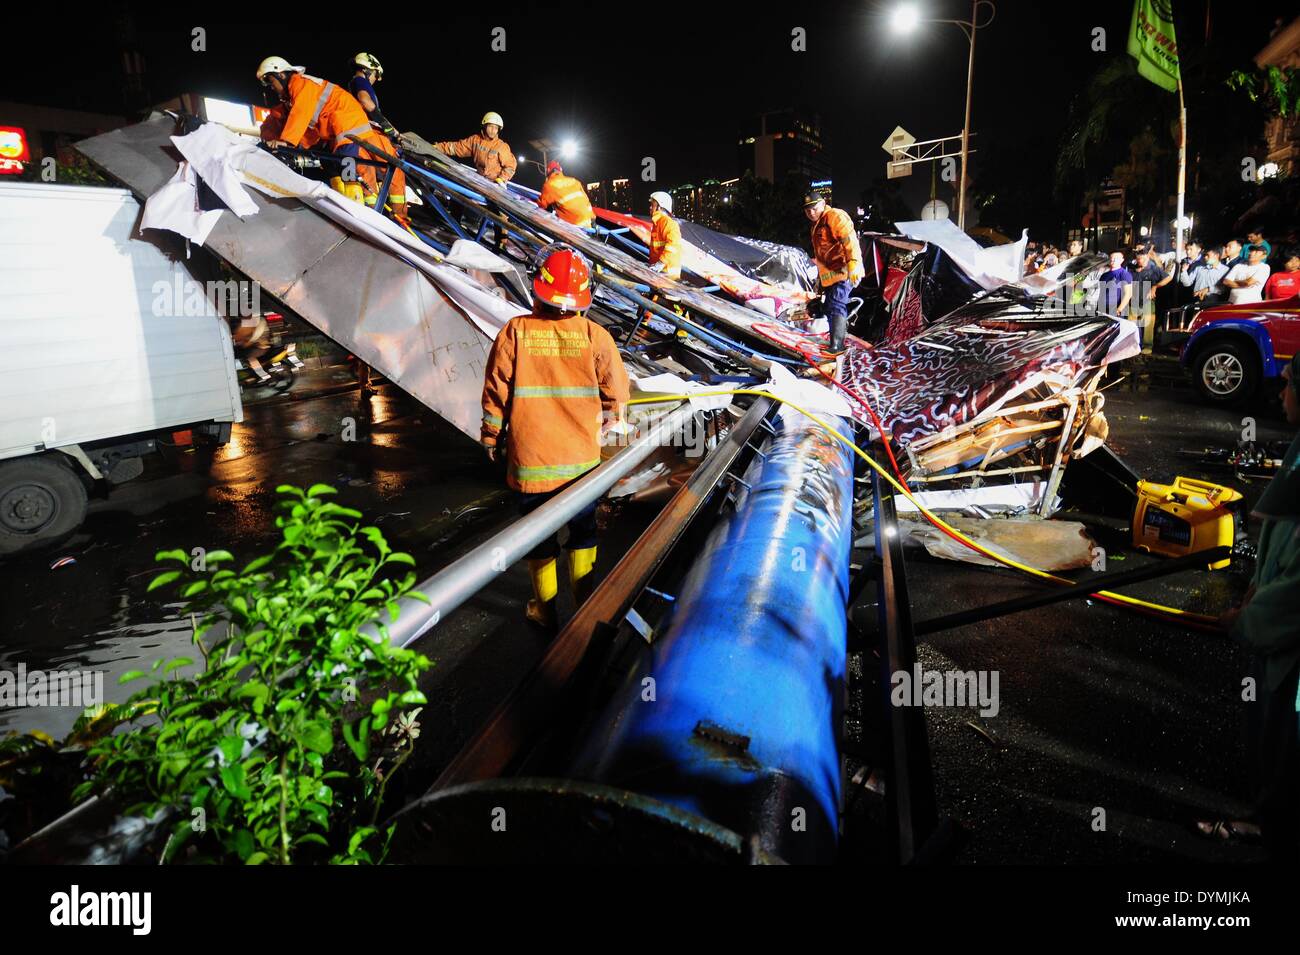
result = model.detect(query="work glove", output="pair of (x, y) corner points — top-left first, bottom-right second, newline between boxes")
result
(649, 262), (666, 274)
(805, 263), (820, 282)
(482, 442), (498, 464)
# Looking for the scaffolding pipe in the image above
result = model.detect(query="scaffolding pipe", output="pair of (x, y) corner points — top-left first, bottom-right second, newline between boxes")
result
(372, 403), (699, 648)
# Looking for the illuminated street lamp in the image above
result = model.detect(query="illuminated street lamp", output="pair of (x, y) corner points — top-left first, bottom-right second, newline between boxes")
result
(889, 1), (996, 231)
(529, 137), (579, 170)
(890, 4), (921, 33)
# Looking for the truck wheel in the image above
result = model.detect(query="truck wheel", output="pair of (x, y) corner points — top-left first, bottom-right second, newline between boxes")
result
(1192, 341), (1258, 405)
(0, 456), (89, 556)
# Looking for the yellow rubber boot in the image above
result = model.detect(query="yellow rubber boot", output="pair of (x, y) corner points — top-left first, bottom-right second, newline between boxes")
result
(526, 557), (558, 631)
(330, 176), (365, 205)
(569, 546), (598, 607)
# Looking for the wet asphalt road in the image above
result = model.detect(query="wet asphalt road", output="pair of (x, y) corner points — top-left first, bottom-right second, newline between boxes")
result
(0, 360), (1291, 864)
(858, 368), (1291, 865)
(0, 368), (620, 747)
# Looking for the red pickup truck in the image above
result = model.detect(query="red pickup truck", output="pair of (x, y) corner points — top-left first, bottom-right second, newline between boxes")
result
(1179, 294), (1300, 403)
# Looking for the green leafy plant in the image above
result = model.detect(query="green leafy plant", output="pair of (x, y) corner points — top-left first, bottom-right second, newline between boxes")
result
(72, 484), (431, 864)
(1228, 65), (1300, 119)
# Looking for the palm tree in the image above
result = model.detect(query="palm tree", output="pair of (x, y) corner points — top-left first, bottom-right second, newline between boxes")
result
(1055, 59), (1178, 246)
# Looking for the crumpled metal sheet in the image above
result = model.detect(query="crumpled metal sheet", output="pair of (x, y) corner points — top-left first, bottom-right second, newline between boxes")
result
(399, 131), (799, 354)
(76, 114), (499, 440)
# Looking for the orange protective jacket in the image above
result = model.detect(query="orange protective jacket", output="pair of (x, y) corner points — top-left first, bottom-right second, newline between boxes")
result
(538, 173), (594, 227)
(260, 104), (319, 148)
(810, 207), (864, 287)
(481, 311), (630, 493)
(432, 133), (517, 182)
(261, 98), (405, 207)
(278, 73), (374, 151)
(649, 211), (682, 279)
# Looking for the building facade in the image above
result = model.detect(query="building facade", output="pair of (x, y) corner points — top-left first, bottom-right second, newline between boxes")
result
(1256, 16), (1300, 177)
(583, 177), (632, 213)
(0, 102), (128, 177)
(666, 178), (738, 229)
(737, 108), (831, 197)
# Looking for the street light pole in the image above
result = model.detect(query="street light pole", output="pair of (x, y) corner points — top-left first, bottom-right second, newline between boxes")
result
(951, 1), (995, 231)
(958, 2), (977, 230)
(892, 1), (996, 232)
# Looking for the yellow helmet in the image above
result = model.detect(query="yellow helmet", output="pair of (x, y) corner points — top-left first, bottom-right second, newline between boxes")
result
(481, 111), (504, 128)
(354, 52), (383, 77)
(256, 56), (304, 82)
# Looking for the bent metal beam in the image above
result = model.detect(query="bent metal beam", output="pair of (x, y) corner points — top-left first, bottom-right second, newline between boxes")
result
(370, 402), (699, 648)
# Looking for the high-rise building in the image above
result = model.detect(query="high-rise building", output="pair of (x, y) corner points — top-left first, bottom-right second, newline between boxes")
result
(609, 178), (631, 212)
(662, 178), (739, 229)
(669, 183), (699, 222)
(737, 108), (831, 196)
(580, 177), (632, 213)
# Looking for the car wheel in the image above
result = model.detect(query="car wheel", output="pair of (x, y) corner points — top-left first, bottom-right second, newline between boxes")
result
(0, 455), (89, 556)
(1192, 341), (1258, 405)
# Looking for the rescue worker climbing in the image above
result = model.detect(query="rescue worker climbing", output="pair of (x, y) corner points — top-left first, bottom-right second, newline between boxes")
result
(537, 160), (594, 229)
(344, 52), (410, 236)
(648, 191), (682, 280)
(804, 191), (864, 354)
(429, 112), (517, 184)
(480, 244), (630, 631)
(255, 56), (407, 221)
(348, 52), (398, 139)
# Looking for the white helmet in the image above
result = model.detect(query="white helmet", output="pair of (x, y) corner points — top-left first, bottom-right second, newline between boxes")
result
(354, 52), (383, 77)
(256, 56), (305, 82)
(650, 191), (673, 214)
(481, 111), (504, 128)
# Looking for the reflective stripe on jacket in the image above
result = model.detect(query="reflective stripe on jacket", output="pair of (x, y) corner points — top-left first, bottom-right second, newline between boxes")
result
(432, 133), (517, 181)
(538, 174), (594, 227)
(481, 311), (630, 493)
(354, 129), (406, 205)
(279, 74), (373, 151)
(650, 210), (682, 279)
(810, 207), (864, 287)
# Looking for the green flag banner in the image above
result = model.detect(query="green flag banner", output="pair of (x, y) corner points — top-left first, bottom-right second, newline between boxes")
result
(1128, 0), (1181, 92)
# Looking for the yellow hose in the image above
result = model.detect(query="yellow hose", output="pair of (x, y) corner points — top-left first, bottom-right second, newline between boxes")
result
(627, 389), (1220, 627)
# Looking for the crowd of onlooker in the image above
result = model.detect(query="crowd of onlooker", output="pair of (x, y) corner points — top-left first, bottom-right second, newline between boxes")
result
(1023, 229), (1300, 321)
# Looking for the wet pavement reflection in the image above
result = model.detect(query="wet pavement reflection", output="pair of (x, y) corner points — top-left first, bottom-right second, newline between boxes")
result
(0, 382), (508, 738)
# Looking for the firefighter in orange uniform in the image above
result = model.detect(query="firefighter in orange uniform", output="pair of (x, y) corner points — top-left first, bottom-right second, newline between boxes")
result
(430, 112), (517, 184)
(537, 161), (594, 229)
(804, 191), (864, 353)
(255, 56), (407, 220)
(648, 191), (682, 279)
(481, 245), (630, 631)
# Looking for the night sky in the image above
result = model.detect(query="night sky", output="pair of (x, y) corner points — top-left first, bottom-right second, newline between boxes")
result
(8, 1), (1296, 216)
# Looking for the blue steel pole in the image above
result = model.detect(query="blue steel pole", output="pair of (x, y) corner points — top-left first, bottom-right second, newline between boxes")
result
(569, 405), (856, 863)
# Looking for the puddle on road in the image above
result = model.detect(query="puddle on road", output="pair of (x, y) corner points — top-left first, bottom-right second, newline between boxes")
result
(1, 389), (497, 742)
(0, 602), (205, 739)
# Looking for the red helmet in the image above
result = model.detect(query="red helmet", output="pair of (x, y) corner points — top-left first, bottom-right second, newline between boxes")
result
(533, 245), (592, 310)
(546, 160), (562, 176)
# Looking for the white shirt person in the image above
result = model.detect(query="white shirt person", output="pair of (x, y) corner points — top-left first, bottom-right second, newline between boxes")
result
(1223, 246), (1272, 305)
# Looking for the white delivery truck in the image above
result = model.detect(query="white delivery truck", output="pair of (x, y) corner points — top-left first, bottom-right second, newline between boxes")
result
(0, 182), (243, 556)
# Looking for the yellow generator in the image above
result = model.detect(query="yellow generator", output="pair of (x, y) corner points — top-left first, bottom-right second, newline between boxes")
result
(1132, 477), (1242, 570)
